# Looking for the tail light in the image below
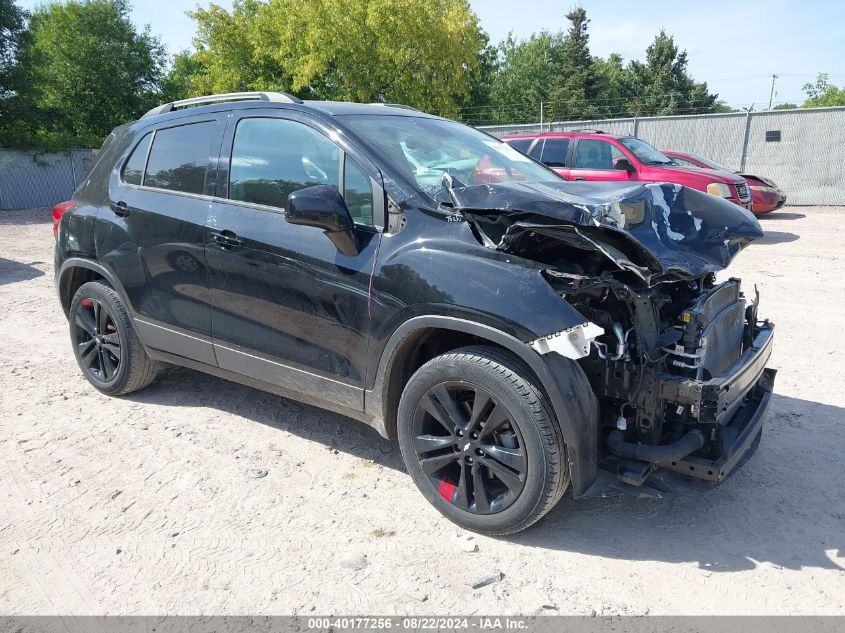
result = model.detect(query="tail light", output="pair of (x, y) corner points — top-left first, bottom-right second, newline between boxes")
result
(52, 200), (74, 239)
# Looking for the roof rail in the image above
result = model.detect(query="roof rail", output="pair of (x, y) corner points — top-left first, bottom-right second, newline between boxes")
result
(142, 91), (303, 118)
(569, 128), (604, 134)
(368, 102), (421, 112)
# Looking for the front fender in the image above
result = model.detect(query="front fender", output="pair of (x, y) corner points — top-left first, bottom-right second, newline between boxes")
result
(365, 315), (600, 497)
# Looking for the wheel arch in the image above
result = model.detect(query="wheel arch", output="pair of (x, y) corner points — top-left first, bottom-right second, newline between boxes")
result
(57, 258), (132, 318)
(365, 315), (599, 497)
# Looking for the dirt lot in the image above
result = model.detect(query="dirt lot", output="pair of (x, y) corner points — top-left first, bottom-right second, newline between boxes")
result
(1, 206), (843, 616)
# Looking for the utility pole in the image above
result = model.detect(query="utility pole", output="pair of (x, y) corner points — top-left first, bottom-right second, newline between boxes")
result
(768, 74), (778, 110)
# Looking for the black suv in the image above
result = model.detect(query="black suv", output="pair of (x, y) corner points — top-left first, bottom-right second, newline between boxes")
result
(55, 92), (776, 534)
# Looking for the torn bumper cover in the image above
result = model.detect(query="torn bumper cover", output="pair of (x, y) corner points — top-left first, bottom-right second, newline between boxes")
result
(448, 180), (764, 284)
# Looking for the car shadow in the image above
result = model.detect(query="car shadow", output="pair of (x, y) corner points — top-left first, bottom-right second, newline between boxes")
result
(756, 231), (799, 245)
(758, 211), (806, 221)
(127, 366), (405, 471)
(510, 393), (845, 573)
(0, 257), (45, 285)
(131, 369), (844, 573)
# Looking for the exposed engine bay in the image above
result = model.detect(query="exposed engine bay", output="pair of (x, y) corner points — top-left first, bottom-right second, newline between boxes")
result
(446, 179), (777, 489)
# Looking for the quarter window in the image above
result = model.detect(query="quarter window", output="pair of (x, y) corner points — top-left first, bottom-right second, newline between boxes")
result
(540, 138), (569, 167)
(344, 159), (373, 225)
(144, 122), (216, 195)
(121, 133), (152, 186)
(229, 118), (340, 209)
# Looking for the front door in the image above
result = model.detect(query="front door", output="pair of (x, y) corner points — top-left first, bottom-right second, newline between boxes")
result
(568, 138), (635, 182)
(204, 111), (383, 411)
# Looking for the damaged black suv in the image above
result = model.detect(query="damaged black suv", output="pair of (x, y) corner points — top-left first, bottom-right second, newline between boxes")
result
(55, 92), (776, 534)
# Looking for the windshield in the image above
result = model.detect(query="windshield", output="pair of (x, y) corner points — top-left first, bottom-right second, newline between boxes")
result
(619, 137), (673, 166)
(339, 115), (559, 199)
(688, 153), (733, 171)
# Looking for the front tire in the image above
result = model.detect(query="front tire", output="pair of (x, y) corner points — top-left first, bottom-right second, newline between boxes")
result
(397, 346), (568, 535)
(69, 281), (159, 396)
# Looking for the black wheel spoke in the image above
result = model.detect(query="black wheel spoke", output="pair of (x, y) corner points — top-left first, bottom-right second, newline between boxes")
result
(479, 456), (523, 493)
(480, 444), (526, 473)
(419, 451), (460, 476)
(467, 390), (491, 433)
(478, 403), (510, 440)
(414, 434), (455, 454)
(433, 385), (466, 430)
(471, 465), (491, 512)
(452, 463), (470, 510)
(80, 341), (98, 368)
(420, 392), (456, 435)
(75, 310), (96, 336)
(92, 301), (102, 332)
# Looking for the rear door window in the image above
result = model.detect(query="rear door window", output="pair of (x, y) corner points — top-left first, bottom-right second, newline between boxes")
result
(540, 138), (569, 167)
(144, 122), (217, 195)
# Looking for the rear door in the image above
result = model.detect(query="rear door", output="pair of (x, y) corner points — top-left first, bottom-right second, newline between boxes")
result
(204, 110), (383, 412)
(568, 138), (634, 182)
(99, 114), (226, 365)
(538, 137), (571, 178)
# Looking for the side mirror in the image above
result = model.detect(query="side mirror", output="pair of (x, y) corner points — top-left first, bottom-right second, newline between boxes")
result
(614, 158), (636, 173)
(285, 185), (359, 256)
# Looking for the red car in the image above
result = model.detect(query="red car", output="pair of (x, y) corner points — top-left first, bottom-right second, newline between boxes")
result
(662, 151), (786, 215)
(504, 131), (753, 210)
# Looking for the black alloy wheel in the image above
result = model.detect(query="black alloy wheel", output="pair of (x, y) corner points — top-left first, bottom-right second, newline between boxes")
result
(411, 381), (527, 514)
(73, 296), (122, 384)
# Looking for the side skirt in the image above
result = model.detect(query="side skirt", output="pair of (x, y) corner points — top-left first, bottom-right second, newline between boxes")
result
(145, 347), (376, 428)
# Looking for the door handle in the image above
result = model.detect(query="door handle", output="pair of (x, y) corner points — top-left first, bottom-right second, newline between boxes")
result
(573, 177), (585, 181)
(110, 201), (130, 217)
(210, 230), (243, 249)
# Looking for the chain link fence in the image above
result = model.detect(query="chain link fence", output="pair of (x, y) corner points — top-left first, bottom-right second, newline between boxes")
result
(0, 149), (96, 211)
(479, 106), (845, 205)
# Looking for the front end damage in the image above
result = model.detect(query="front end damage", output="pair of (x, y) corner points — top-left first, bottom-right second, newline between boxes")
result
(447, 179), (776, 492)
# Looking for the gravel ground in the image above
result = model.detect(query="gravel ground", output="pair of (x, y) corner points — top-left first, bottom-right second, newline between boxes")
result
(1, 206), (843, 616)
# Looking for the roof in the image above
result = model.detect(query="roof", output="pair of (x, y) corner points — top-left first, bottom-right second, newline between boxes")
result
(502, 131), (630, 141)
(140, 91), (437, 121)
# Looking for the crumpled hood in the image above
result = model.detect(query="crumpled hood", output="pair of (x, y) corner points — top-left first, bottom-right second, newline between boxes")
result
(447, 180), (764, 285)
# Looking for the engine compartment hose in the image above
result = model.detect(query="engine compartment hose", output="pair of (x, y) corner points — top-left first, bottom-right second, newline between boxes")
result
(607, 429), (705, 463)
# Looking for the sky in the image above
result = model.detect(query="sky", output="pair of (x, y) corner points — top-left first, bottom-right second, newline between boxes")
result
(17, 0), (845, 109)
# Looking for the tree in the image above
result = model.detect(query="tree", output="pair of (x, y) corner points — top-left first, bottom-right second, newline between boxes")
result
(186, 0), (485, 114)
(22, 0), (167, 148)
(548, 7), (601, 121)
(592, 53), (628, 117)
(626, 30), (718, 116)
(487, 31), (564, 123)
(0, 0), (31, 146)
(802, 73), (845, 107)
(772, 102), (798, 110)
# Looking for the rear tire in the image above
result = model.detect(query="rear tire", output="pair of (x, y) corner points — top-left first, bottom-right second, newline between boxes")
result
(69, 281), (159, 396)
(397, 345), (568, 535)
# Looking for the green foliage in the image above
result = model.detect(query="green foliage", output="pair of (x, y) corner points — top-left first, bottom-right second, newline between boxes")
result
(772, 102), (798, 110)
(488, 31), (564, 123)
(548, 7), (601, 120)
(484, 12), (719, 124)
(802, 73), (845, 107)
(626, 30), (717, 116)
(186, 0), (485, 114)
(5, 0), (167, 149)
